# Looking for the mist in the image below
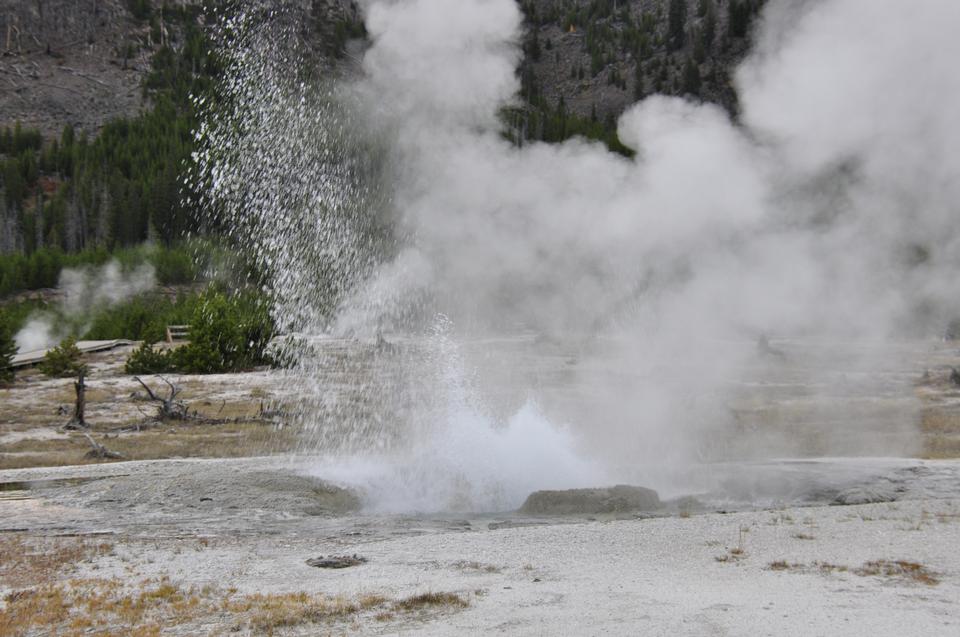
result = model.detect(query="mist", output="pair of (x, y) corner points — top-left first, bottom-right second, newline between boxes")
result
(15, 260), (155, 352)
(199, 0), (960, 510)
(353, 0), (960, 338)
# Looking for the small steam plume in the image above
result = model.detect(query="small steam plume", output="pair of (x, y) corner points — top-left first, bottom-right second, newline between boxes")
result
(15, 260), (155, 352)
(197, 0), (960, 510)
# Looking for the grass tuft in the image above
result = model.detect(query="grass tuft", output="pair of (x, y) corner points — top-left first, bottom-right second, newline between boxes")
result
(393, 592), (469, 612)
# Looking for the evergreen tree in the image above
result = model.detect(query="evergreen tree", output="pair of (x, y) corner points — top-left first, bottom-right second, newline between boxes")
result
(634, 61), (646, 100)
(703, 1), (717, 52)
(729, 0), (754, 39)
(668, 0), (687, 51)
(0, 319), (16, 386)
(682, 56), (702, 96)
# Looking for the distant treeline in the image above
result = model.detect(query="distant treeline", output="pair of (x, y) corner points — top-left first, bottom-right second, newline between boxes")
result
(0, 244), (201, 298)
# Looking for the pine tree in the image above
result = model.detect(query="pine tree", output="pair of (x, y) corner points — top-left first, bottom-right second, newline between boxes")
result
(703, 1), (717, 52)
(682, 57), (702, 96)
(0, 320), (18, 386)
(668, 0), (687, 51)
(633, 61), (646, 100)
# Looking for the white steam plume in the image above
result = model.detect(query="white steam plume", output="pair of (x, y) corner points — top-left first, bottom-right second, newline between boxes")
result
(200, 0), (960, 509)
(340, 0), (960, 476)
(15, 260), (155, 351)
(355, 0), (960, 338)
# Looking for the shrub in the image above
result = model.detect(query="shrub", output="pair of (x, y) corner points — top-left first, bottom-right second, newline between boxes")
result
(125, 342), (178, 374)
(174, 290), (273, 373)
(0, 321), (16, 386)
(39, 336), (87, 378)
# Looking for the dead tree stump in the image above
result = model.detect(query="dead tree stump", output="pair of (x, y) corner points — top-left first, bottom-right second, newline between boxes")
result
(134, 376), (189, 420)
(63, 372), (88, 430)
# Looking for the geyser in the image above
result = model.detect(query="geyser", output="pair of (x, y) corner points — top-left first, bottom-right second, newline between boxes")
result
(192, 0), (960, 512)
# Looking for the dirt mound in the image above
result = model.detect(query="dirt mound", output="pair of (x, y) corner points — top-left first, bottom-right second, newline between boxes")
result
(48, 462), (364, 518)
(519, 485), (661, 515)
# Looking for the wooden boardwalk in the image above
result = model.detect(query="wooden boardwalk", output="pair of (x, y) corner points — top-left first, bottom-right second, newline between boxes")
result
(10, 340), (134, 369)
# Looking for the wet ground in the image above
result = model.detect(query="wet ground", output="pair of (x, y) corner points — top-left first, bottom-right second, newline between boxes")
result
(1, 455), (958, 537)
(3, 336), (960, 633)
(1, 456), (959, 635)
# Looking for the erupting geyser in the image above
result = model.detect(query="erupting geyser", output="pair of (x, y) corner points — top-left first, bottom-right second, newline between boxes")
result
(190, 0), (960, 512)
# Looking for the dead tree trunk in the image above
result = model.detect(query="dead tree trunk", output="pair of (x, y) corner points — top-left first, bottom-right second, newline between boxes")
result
(64, 372), (88, 430)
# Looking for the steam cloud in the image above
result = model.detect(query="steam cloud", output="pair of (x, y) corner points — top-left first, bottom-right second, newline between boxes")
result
(354, 0), (960, 337)
(15, 260), (155, 352)
(201, 0), (960, 509)
(336, 0), (960, 473)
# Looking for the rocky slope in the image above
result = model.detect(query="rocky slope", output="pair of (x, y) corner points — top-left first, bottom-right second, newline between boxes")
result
(0, 0), (363, 137)
(0, 0), (763, 137)
(0, 0), (153, 136)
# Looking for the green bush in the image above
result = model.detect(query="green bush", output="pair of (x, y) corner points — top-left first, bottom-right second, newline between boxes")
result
(0, 320), (16, 386)
(39, 336), (87, 378)
(83, 293), (197, 343)
(174, 290), (274, 374)
(115, 288), (275, 375)
(125, 342), (178, 374)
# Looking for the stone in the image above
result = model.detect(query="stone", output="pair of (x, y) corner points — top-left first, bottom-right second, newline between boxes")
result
(832, 485), (900, 505)
(306, 554), (367, 569)
(519, 485), (662, 515)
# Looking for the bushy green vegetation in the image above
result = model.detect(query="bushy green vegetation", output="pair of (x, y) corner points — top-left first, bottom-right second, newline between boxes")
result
(175, 289), (274, 373)
(39, 336), (87, 378)
(124, 341), (178, 374)
(124, 288), (274, 374)
(0, 319), (15, 385)
(84, 291), (200, 343)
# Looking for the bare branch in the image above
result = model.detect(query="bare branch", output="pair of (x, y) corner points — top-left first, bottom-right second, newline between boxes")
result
(134, 376), (160, 402)
(80, 432), (124, 460)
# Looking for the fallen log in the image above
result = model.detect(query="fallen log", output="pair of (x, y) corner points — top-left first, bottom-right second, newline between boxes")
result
(81, 432), (124, 460)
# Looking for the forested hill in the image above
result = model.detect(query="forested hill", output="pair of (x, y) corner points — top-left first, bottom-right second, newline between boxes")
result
(0, 0), (764, 289)
(513, 0), (765, 150)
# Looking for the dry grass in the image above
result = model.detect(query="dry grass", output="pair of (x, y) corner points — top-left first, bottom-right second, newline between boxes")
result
(855, 560), (940, 585)
(767, 560), (804, 571)
(715, 548), (746, 563)
(766, 559), (939, 585)
(239, 591), (388, 632)
(0, 535), (468, 635)
(919, 407), (960, 434)
(814, 562), (849, 574)
(0, 534), (113, 589)
(392, 592), (469, 612)
(917, 404), (960, 458)
(451, 560), (503, 574)
(0, 578), (469, 636)
(715, 527), (749, 563)
(0, 421), (300, 470)
(921, 434), (960, 459)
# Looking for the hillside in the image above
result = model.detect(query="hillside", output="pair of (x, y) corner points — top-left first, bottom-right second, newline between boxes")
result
(0, 0), (763, 266)
(0, 0), (155, 138)
(1, 1), (763, 138)
(516, 0), (764, 130)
